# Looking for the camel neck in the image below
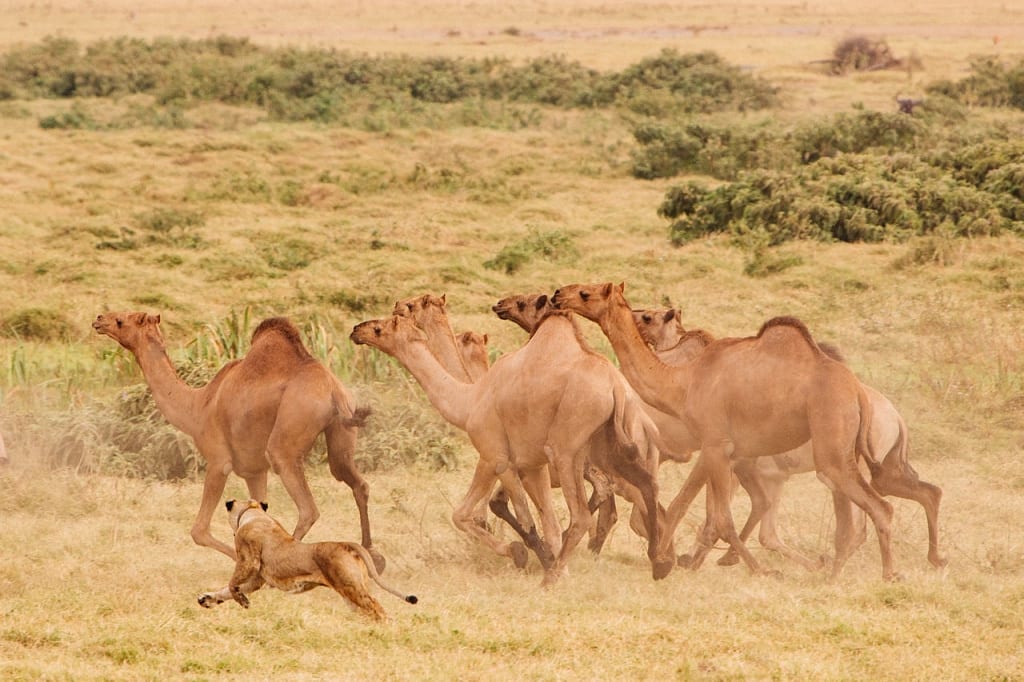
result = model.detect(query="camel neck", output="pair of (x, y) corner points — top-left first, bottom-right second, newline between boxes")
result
(601, 298), (689, 418)
(133, 341), (201, 438)
(419, 315), (473, 383)
(391, 340), (474, 429)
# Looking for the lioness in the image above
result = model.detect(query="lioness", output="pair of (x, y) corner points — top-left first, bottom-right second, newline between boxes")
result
(198, 500), (417, 621)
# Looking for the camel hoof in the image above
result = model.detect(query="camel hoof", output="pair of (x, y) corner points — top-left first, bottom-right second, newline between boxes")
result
(929, 555), (948, 569)
(510, 541), (529, 570)
(586, 536), (606, 555)
(883, 571), (905, 583)
(652, 558), (674, 581)
(369, 548), (387, 575)
(541, 566), (567, 588)
(759, 568), (784, 579)
(677, 553), (695, 569)
(716, 552), (740, 567)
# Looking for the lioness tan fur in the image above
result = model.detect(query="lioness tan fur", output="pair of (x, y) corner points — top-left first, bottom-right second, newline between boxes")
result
(198, 500), (417, 621)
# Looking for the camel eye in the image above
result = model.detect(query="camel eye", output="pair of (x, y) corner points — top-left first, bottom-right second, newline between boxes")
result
(643, 315), (652, 323)
(374, 326), (382, 336)
(116, 318), (123, 328)
(580, 291), (590, 301)
(517, 301), (525, 310)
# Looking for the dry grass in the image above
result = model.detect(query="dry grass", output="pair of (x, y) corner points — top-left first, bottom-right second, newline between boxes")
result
(2, 1), (1024, 679)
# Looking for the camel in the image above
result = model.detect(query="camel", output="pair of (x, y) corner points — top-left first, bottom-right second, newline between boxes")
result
(552, 282), (901, 581)
(492, 292), (681, 553)
(396, 293), (622, 556)
(634, 307), (945, 570)
(93, 312), (382, 569)
(350, 311), (674, 585)
(456, 331), (490, 381)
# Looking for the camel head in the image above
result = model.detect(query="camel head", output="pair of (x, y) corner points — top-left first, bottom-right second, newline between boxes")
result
(492, 293), (553, 334)
(92, 311), (164, 351)
(551, 282), (626, 322)
(631, 308), (684, 352)
(350, 315), (428, 354)
(392, 293), (447, 319)
(456, 330), (489, 378)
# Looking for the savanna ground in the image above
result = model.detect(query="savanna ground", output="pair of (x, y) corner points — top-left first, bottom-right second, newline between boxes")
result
(1, 1), (1023, 679)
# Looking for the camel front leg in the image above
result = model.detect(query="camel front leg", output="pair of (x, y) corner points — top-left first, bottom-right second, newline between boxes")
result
(542, 446), (591, 587)
(453, 458), (527, 567)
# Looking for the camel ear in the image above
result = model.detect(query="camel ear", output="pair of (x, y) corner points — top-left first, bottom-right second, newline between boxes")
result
(440, 293), (447, 306)
(147, 313), (161, 325)
(226, 500), (235, 511)
(260, 502), (268, 511)
(664, 309), (676, 323)
(601, 283), (614, 297)
(617, 282), (626, 293)
(132, 312), (147, 325)
(482, 334), (488, 344)
(535, 294), (548, 310)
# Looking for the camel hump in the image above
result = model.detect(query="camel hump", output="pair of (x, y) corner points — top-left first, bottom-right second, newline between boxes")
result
(251, 317), (314, 360)
(757, 315), (824, 355)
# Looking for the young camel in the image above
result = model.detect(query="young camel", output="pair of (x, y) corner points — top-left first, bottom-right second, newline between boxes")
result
(634, 307), (945, 570)
(93, 312), (382, 570)
(350, 312), (674, 585)
(552, 282), (900, 581)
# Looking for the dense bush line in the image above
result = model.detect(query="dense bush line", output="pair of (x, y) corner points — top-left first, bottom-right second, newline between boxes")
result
(659, 146), (1024, 246)
(0, 37), (776, 120)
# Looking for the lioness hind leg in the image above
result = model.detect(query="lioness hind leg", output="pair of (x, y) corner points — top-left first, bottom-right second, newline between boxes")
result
(322, 554), (387, 621)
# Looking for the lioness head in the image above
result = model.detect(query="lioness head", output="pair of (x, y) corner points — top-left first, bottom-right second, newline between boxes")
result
(226, 499), (269, 532)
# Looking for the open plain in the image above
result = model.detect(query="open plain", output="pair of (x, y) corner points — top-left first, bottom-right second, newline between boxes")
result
(1, 1), (1023, 679)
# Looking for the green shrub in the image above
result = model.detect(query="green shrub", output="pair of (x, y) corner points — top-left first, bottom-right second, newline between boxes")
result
(483, 229), (578, 274)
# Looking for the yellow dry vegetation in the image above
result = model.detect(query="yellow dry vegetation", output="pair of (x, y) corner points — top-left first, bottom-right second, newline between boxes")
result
(1, 1), (1023, 680)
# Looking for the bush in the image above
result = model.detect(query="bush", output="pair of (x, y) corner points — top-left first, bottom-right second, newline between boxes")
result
(483, 229), (578, 274)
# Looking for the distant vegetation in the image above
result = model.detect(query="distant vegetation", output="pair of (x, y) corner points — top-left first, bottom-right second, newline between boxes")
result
(640, 53), (1024, 246)
(0, 37), (776, 124)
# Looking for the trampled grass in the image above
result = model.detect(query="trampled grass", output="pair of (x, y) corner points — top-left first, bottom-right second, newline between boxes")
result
(1, 1), (1024, 679)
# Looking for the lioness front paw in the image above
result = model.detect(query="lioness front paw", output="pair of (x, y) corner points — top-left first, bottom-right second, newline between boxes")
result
(197, 593), (221, 608)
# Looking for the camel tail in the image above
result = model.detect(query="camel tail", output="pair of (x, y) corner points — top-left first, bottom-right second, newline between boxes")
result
(882, 411), (916, 479)
(345, 542), (418, 605)
(610, 380), (662, 465)
(855, 385), (881, 477)
(331, 381), (372, 428)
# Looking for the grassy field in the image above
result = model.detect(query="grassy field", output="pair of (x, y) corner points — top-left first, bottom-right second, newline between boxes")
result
(1, 1), (1024, 680)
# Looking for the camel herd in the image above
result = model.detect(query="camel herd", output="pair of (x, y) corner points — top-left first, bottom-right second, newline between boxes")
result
(93, 282), (945, 590)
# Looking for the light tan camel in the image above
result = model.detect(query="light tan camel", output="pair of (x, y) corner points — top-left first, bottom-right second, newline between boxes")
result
(396, 293), (622, 558)
(491, 292), (670, 553)
(351, 312), (674, 584)
(553, 282), (900, 581)
(93, 312), (382, 569)
(634, 306), (945, 570)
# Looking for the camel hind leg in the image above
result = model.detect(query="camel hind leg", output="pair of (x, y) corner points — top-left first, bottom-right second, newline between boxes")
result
(325, 420), (383, 572)
(816, 455), (896, 581)
(871, 462), (945, 568)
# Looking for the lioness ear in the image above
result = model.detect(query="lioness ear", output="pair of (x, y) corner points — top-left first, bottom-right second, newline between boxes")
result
(260, 502), (268, 511)
(226, 500), (235, 511)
